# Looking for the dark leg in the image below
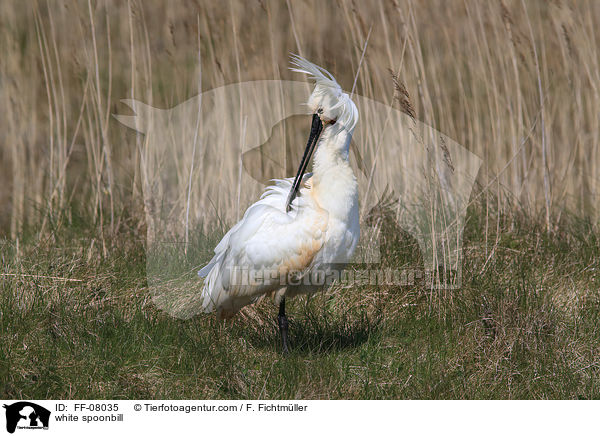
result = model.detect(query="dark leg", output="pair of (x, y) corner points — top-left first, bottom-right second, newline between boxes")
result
(278, 297), (290, 354)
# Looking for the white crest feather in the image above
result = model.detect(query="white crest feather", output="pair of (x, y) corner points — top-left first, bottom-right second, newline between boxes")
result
(290, 54), (341, 91)
(289, 54), (358, 131)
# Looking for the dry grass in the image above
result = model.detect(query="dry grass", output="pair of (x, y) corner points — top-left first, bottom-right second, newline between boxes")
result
(1, 0), (600, 237)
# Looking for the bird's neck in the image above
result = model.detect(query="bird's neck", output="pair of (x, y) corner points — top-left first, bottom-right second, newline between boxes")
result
(310, 124), (358, 219)
(313, 123), (352, 167)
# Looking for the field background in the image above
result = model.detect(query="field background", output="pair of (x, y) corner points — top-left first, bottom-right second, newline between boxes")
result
(1, 0), (600, 399)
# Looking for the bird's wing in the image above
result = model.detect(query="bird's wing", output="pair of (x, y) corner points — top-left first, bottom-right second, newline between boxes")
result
(199, 177), (328, 318)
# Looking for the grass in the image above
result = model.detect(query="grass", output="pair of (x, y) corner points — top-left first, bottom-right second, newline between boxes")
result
(2, 0), (600, 400)
(2, 203), (599, 399)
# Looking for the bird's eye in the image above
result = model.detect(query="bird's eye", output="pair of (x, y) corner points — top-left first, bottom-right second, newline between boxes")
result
(317, 108), (324, 114)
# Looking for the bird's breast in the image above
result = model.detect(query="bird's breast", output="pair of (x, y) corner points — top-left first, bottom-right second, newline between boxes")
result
(303, 183), (359, 266)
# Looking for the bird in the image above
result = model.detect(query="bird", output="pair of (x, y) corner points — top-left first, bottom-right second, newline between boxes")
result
(198, 55), (360, 353)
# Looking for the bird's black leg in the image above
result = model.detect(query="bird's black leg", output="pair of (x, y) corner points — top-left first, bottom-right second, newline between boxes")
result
(278, 297), (290, 354)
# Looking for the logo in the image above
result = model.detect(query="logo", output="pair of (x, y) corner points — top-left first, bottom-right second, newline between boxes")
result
(3, 402), (50, 433)
(115, 78), (482, 318)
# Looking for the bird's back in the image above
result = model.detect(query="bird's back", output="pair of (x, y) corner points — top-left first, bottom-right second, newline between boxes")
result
(198, 176), (332, 318)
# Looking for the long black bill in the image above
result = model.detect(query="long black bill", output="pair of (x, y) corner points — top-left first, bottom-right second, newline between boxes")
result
(285, 113), (324, 212)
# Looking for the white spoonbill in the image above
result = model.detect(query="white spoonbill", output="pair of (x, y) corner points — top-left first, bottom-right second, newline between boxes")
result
(198, 56), (360, 352)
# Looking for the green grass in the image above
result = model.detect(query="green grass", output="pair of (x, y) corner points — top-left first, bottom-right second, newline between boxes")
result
(1, 206), (599, 399)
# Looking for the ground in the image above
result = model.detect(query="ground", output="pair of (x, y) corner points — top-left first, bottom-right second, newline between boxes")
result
(1, 204), (599, 400)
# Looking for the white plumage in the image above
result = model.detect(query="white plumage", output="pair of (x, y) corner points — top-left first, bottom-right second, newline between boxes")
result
(198, 56), (360, 324)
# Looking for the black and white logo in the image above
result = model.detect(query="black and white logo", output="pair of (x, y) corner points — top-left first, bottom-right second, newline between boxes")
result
(3, 402), (50, 434)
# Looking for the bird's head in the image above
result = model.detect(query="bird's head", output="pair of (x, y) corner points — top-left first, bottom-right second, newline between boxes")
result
(285, 55), (358, 212)
(291, 54), (358, 132)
